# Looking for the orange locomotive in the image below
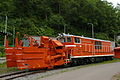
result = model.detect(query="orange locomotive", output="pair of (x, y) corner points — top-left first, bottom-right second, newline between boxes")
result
(57, 33), (114, 65)
(5, 33), (114, 70)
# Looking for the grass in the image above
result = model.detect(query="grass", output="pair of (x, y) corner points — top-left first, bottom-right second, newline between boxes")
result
(0, 62), (19, 75)
(0, 53), (5, 57)
(91, 59), (120, 65)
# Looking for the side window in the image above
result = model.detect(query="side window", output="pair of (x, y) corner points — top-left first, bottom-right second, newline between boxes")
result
(67, 37), (71, 42)
(74, 37), (80, 43)
(95, 41), (102, 49)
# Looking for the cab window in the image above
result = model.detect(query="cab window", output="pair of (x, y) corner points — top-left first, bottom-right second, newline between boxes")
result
(74, 37), (80, 43)
(22, 38), (30, 47)
(66, 37), (71, 42)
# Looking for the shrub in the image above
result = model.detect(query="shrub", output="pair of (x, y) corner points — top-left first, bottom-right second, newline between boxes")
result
(0, 47), (5, 57)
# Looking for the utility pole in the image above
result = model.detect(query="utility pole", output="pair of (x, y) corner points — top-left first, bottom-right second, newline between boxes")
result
(64, 24), (66, 33)
(88, 23), (94, 38)
(114, 34), (116, 42)
(4, 15), (8, 47)
(13, 27), (15, 46)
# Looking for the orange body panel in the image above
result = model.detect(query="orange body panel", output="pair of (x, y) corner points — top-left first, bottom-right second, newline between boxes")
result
(61, 35), (114, 59)
(5, 36), (65, 70)
(5, 47), (16, 67)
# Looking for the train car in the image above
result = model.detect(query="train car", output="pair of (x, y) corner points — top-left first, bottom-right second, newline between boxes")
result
(57, 33), (114, 64)
(5, 33), (114, 70)
(114, 47), (120, 58)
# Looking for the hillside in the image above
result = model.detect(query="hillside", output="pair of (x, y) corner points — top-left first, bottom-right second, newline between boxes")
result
(0, 0), (120, 44)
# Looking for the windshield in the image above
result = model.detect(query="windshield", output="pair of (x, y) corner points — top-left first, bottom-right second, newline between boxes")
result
(57, 36), (72, 43)
(57, 37), (66, 43)
(22, 38), (30, 47)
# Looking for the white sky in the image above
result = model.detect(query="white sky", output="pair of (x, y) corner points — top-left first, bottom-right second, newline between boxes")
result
(106, 0), (120, 6)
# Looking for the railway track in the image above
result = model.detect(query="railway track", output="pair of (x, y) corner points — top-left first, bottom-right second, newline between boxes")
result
(0, 70), (46, 80)
(0, 66), (69, 80)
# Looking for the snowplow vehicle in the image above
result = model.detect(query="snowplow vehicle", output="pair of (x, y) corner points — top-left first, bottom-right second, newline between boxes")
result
(5, 33), (114, 70)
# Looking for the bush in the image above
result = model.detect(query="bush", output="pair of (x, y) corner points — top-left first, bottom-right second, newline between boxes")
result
(0, 47), (5, 57)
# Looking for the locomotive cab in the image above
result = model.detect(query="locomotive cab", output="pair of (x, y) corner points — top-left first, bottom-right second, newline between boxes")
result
(20, 34), (41, 47)
(57, 33), (81, 44)
(57, 33), (73, 43)
(57, 33), (82, 64)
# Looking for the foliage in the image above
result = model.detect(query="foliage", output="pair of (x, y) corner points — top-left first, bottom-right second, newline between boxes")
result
(0, 0), (120, 44)
(95, 33), (109, 40)
(0, 47), (4, 54)
(0, 47), (5, 57)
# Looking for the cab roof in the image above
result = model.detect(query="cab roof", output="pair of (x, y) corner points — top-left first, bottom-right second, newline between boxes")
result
(61, 33), (111, 42)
